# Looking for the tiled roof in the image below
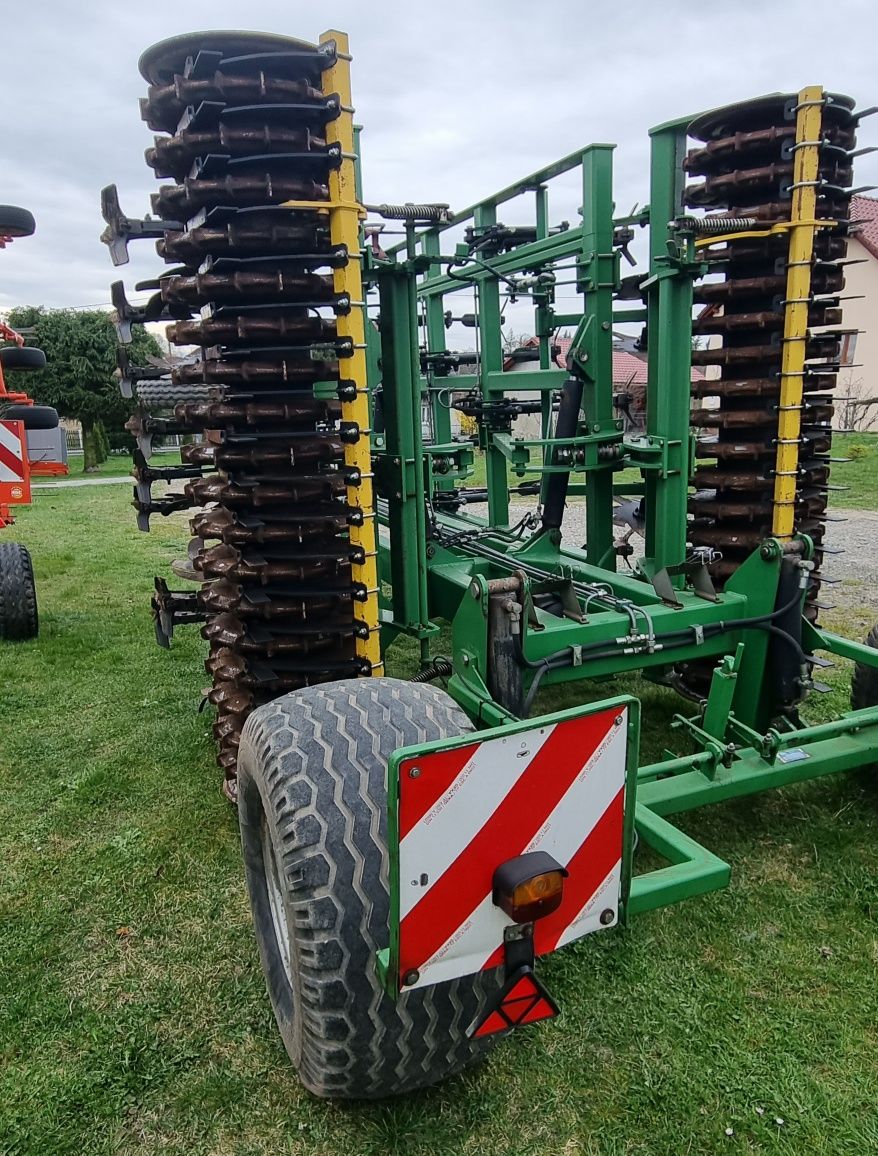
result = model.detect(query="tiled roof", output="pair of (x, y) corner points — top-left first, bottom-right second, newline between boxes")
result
(612, 349), (649, 385)
(852, 195), (878, 260)
(504, 335), (703, 381)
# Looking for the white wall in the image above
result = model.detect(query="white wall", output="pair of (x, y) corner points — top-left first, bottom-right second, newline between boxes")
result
(834, 237), (878, 431)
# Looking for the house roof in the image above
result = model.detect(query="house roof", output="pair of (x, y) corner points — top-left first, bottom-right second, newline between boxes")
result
(852, 195), (878, 260)
(613, 349), (649, 385)
(504, 335), (703, 381)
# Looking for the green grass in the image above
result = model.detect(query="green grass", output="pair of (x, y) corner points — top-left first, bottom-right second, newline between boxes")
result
(826, 433), (878, 509)
(63, 450), (182, 478)
(466, 447), (542, 492)
(2, 486), (878, 1155)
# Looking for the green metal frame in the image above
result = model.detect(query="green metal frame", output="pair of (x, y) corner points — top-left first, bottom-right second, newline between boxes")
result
(360, 103), (878, 960)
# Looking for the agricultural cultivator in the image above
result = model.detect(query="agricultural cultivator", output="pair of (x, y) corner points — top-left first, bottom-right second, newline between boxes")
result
(102, 30), (878, 1100)
(0, 205), (66, 640)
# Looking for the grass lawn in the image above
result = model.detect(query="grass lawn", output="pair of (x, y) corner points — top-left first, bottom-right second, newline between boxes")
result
(62, 450), (182, 479)
(1, 484), (878, 1155)
(826, 432), (878, 509)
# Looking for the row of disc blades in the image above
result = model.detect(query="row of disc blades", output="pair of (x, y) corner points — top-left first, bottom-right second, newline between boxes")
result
(106, 32), (368, 801)
(686, 92), (861, 618)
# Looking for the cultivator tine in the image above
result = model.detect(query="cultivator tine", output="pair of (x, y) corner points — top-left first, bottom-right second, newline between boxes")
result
(133, 491), (195, 530)
(116, 345), (170, 400)
(151, 577), (205, 647)
(110, 282), (138, 345)
(110, 280), (190, 344)
(132, 450), (206, 486)
(100, 183), (183, 265)
(125, 411), (175, 441)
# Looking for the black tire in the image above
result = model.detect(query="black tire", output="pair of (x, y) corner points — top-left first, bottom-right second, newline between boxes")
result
(237, 676), (500, 1099)
(0, 346), (47, 371)
(0, 404), (59, 430)
(134, 381), (212, 408)
(0, 542), (39, 641)
(851, 625), (878, 711)
(0, 205), (35, 238)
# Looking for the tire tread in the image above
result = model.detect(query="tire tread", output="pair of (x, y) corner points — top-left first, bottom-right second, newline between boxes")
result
(237, 677), (498, 1099)
(851, 624), (878, 711)
(0, 542), (38, 641)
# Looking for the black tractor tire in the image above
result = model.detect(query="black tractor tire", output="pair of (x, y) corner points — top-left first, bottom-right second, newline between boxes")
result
(237, 676), (501, 1100)
(134, 381), (212, 408)
(0, 542), (39, 641)
(0, 403), (59, 430)
(0, 205), (35, 238)
(0, 346), (47, 371)
(851, 625), (878, 711)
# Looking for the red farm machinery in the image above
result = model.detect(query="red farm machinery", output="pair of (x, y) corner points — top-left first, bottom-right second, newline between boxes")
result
(0, 205), (68, 640)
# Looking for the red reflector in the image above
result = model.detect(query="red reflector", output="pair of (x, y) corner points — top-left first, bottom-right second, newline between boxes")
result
(469, 967), (559, 1038)
(519, 999), (555, 1026)
(473, 1011), (508, 1037)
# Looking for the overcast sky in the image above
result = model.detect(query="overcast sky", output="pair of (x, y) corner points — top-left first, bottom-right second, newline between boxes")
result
(1, 0), (875, 333)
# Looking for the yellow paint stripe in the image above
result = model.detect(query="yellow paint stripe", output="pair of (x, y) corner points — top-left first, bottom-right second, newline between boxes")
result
(772, 86), (829, 540)
(319, 29), (383, 674)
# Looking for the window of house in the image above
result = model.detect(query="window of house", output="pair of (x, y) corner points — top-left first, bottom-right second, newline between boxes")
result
(840, 331), (858, 366)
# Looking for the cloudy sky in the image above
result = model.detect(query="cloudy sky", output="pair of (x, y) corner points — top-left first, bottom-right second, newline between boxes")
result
(1, 0), (875, 330)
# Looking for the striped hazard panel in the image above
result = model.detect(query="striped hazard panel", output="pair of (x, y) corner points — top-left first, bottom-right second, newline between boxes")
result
(0, 420), (31, 506)
(393, 704), (628, 990)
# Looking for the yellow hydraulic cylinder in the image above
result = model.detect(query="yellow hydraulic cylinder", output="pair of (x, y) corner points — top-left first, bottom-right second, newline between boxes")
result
(319, 29), (383, 674)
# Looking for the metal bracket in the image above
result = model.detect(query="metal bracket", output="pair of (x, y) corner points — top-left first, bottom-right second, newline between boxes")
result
(650, 550), (720, 608)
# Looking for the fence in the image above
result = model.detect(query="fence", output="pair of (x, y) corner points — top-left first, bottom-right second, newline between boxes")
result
(65, 428), (184, 456)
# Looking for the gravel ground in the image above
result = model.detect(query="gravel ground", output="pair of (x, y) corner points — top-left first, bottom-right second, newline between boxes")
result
(823, 508), (878, 624)
(464, 500), (878, 625)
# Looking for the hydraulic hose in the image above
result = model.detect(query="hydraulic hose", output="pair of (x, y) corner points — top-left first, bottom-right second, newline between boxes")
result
(517, 569), (812, 715)
(541, 375), (584, 531)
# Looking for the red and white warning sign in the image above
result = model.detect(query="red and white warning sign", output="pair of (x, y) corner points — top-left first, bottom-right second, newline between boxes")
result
(394, 704), (628, 990)
(0, 419), (31, 506)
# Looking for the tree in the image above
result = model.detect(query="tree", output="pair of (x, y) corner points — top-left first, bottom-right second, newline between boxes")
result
(500, 328), (533, 355)
(4, 307), (161, 470)
(836, 375), (878, 433)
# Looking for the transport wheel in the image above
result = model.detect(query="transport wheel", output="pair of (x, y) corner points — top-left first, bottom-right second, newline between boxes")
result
(0, 542), (39, 641)
(0, 346), (47, 371)
(851, 624), (878, 711)
(0, 403), (59, 430)
(237, 676), (500, 1099)
(0, 205), (35, 238)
